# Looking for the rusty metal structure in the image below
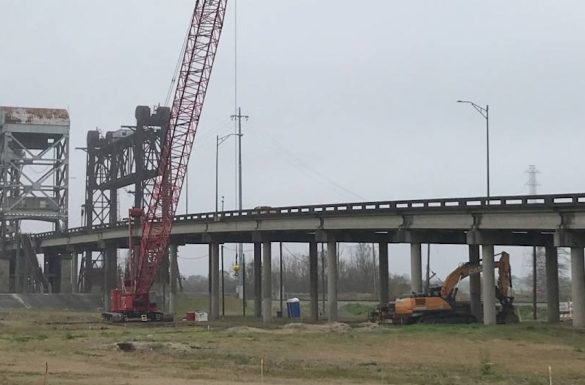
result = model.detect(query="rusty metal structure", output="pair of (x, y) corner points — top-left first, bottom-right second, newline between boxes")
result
(0, 106), (69, 292)
(79, 106), (169, 293)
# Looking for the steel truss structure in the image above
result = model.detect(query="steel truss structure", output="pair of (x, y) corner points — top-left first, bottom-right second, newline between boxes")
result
(0, 106), (69, 292)
(80, 106), (169, 292)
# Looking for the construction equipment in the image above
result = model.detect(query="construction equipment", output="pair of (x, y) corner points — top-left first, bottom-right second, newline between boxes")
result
(370, 252), (519, 324)
(103, 0), (228, 322)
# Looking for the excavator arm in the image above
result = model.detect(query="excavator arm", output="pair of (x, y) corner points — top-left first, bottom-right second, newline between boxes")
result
(440, 252), (512, 301)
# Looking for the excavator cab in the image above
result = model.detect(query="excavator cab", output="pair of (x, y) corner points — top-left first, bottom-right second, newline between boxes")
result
(427, 286), (443, 298)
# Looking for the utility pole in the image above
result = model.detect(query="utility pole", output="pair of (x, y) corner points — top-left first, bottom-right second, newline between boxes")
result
(221, 196), (225, 317)
(230, 107), (248, 315)
(185, 166), (189, 214)
(526, 165), (540, 320)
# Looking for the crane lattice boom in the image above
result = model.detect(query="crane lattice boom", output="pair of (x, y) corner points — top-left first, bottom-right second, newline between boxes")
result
(126, 0), (228, 310)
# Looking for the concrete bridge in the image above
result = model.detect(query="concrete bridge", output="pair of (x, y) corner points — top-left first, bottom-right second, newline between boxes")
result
(2, 192), (585, 328)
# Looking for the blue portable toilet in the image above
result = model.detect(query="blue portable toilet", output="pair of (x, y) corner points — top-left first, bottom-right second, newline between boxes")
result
(287, 298), (301, 318)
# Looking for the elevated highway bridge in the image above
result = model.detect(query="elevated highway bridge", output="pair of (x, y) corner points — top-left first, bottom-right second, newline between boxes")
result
(2, 192), (585, 328)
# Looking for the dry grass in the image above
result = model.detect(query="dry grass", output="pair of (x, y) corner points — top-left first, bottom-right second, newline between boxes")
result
(0, 309), (584, 384)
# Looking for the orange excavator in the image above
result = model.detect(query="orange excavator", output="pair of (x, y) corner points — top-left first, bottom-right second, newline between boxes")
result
(371, 252), (519, 324)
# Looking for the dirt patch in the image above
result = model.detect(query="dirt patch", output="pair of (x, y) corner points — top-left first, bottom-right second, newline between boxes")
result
(115, 341), (203, 353)
(355, 321), (381, 331)
(225, 322), (352, 335)
(225, 326), (270, 334)
(281, 322), (351, 333)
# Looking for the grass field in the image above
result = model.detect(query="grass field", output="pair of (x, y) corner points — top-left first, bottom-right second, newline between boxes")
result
(0, 307), (584, 384)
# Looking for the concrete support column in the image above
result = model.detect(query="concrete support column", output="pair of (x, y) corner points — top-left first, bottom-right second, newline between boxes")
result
(309, 242), (319, 321)
(545, 246), (560, 323)
(210, 243), (220, 321)
(60, 254), (73, 294)
(71, 253), (79, 293)
(481, 244), (496, 325)
(208, 244), (212, 315)
(82, 251), (93, 293)
(44, 253), (62, 293)
(103, 247), (117, 311)
(15, 235), (22, 293)
(570, 247), (585, 329)
(378, 242), (389, 305)
(0, 258), (9, 293)
(410, 243), (422, 293)
(262, 243), (272, 323)
(468, 245), (481, 320)
(254, 243), (262, 318)
(327, 239), (338, 322)
(169, 244), (178, 317)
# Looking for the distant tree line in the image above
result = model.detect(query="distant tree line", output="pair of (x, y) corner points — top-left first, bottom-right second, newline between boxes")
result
(180, 243), (411, 300)
(179, 244), (574, 302)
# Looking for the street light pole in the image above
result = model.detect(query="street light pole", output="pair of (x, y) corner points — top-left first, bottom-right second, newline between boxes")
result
(215, 133), (239, 219)
(457, 100), (490, 199)
(486, 104), (490, 199)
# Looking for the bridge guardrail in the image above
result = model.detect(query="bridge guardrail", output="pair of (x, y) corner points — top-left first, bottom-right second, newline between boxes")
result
(27, 192), (585, 240)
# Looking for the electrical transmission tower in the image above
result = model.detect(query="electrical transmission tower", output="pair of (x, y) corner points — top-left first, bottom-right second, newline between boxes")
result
(526, 165), (540, 196)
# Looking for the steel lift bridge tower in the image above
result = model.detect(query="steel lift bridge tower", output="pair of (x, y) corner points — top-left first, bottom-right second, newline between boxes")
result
(80, 106), (171, 298)
(0, 107), (69, 293)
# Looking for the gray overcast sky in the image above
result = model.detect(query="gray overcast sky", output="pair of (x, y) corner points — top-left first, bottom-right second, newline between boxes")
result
(1, 1), (584, 280)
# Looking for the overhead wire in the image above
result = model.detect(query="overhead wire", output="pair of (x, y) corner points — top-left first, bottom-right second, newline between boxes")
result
(164, 19), (191, 107)
(254, 126), (367, 201)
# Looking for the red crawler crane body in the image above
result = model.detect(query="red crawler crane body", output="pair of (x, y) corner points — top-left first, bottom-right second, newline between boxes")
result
(108, 0), (228, 321)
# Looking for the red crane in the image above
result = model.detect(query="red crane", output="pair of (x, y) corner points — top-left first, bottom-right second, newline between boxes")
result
(108, 0), (228, 321)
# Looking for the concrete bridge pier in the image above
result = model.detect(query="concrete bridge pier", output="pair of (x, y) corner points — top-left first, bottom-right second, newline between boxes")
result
(378, 242), (389, 305)
(309, 242), (319, 321)
(103, 245), (117, 311)
(0, 257), (9, 293)
(410, 243), (422, 293)
(44, 252), (62, 293)
(71, 252), (79, 293)
(545, 246), (560, 323)
(60, 253), (73, 294)
(262, 242), (272, 323)
(210, 242), (220, 321)
(481, 244), (496, 325)
(570, 247), (585, 329)
(168, 244), (178, 318)
(254, 242), (262, 318)
(327, 239), (338, 322)
(468, 245), (481, 320)
(207, 244), (212, 315)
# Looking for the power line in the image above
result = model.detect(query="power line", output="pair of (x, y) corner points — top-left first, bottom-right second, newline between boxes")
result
(256, 128), (367, 201)
(165, 21), (191, 106)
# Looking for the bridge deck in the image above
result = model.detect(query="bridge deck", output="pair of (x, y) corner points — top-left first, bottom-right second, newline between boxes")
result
(15, 193), (585, 251)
